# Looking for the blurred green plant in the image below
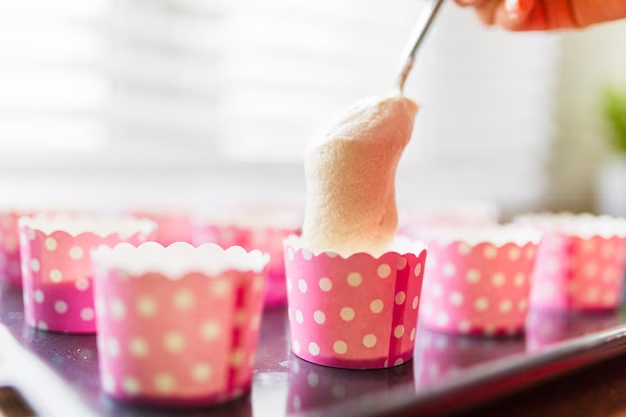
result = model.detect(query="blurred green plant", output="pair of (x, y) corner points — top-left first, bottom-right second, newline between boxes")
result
(602, 86), (626, 156)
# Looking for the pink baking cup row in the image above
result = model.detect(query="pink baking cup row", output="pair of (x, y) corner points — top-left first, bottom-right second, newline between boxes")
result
(193, 206), (302, 308)
(0, 211), (32, 287)
(399, 201), (500, 241)
(194, 223), (299, 308)
(130, 205), (302, 308)
(130, 210), (196, 247)
(1, 209), (138, 289)
(5, 204), (301, 311)
(516, 213), (626, 312)
(19, 215), (157, 334)
(419, 226), (541, 337)
(92, 242), (269, 407)
(418, 214), (626, 338)
(284, 236), (426, 370)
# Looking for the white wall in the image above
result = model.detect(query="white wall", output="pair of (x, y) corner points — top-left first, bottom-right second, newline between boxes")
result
(546, 20), (626, 212)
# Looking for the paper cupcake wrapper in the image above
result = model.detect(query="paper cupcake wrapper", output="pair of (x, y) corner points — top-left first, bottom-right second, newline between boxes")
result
(413, 327), (523, 387)
(94, 264), (266, 407)
(420, 240), (537, 336)
(284, 238), (426, 369)
(19, 220), (154, 334)
(526, 311), (620, 352)
(529, 233), (626, 312)
(0, 210), (93, 288)
(399, 202), (499, 240)
(194, 224), (300, 308)
(0, 211), (30, 287)
(286, 355), (414, 414)
(130, 211), (195, 246)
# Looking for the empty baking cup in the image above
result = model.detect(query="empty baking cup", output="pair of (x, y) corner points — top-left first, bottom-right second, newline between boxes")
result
(18, 215), (156, 334)
(398, 201), (499, 240)
(284, 236), (426, 370)
(92, 242), (269, 408)
(516, 213), (626, 312)
(194, 206), (302, 308)
(419, 226), (541, 337)
(130, 210), (195, 246)
(0, 210), (33, 287)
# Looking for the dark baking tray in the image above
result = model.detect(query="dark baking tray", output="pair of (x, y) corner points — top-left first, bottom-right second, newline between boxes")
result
(1, 284), (626, 417)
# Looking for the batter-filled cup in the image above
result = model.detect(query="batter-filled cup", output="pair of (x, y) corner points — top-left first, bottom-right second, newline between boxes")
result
(18, 214), (156, 333)
(516, 213), (626, 312)
(419, 226), (541, 337)
(92, 242), (269, 408)
(284, 236), (426, 369)
(193, 204), (302, 308)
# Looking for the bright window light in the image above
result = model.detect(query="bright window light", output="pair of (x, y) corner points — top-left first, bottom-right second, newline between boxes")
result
(0, 118), (106, 153)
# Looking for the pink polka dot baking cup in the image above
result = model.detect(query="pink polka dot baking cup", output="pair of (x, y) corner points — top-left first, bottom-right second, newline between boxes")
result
(420, 226), (541, 337)
(516, 213), (626, 312)
(194, 206), (302, 308)
(284, 236), (426, 370)
(399, 201), (499, 240)
(18, 215), (156, 334)
(130, 210), (194, 246)
(92, 242), (269, 408)
(0, 211), (33, 287)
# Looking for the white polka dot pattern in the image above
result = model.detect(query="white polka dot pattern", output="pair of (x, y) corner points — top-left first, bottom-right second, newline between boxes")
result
(197, 222), (295, 309)
(420, 240), (538, 336)
(283, 244), (425, 369)
(313, 311), (326, 325)
(529, 233), (626, 312)
(94, 260), (266, 406)
(347, 272), (363, 287)
(0, 212), (25, 287)
(18, 225), (154, 334)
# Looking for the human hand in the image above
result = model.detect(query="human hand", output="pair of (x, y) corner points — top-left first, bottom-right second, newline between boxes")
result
(455, 0), (626, 31)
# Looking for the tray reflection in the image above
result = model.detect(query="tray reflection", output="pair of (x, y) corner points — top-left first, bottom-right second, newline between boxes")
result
(0, 285), (622, 417)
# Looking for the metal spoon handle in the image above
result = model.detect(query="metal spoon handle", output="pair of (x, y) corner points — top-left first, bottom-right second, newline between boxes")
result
(397, 0), (445, 93)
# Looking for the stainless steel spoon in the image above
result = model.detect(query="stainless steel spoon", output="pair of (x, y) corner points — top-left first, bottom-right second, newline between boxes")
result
(397, 0), (445, 93)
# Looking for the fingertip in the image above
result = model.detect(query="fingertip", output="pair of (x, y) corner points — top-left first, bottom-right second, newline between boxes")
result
(495, 0), (533, 30)
(472, 0), (503, 26)
(454, 0), (489, 7)
(454, 0), (472, 7)
(495, 9), (526, 30)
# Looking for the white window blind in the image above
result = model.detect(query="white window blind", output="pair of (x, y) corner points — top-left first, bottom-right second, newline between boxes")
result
(0, 0), (585, 214)
(0, 0), (109, 158)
